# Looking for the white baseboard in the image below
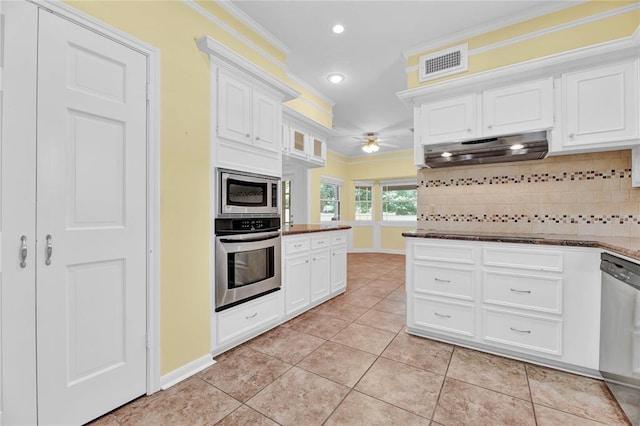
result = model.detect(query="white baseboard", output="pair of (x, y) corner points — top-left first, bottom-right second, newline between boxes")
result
(159, 354), (216, 390)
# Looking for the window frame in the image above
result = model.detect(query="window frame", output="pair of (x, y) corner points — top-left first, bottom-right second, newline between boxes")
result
(320, 176), (343, 222)
(380, 179), (418, 223)
(354, 180), (374, 222)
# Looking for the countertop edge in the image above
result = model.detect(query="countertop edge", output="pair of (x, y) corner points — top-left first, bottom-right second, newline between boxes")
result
(282, 225), (352, 236)
(402, 231), (640, 262)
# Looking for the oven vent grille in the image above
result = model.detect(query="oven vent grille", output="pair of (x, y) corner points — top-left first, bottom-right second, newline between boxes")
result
(419, 44), (468, 82)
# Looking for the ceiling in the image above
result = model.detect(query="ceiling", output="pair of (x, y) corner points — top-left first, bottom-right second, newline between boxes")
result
(230, 1), (578, 157)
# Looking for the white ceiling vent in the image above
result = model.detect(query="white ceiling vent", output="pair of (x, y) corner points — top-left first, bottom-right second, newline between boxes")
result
(419, 43), (468, 82)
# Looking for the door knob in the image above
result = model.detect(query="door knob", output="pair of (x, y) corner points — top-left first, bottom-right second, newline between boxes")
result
(45, 234), (53, 266)
(19, 236), (27, 268)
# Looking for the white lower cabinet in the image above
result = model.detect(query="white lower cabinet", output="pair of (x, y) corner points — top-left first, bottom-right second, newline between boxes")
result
(406, 238), (601, 372)
(283, 230), (348, 318)
(217, 291), (283, 347)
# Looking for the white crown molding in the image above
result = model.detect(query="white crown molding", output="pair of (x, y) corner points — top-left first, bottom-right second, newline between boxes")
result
(183, 0), (287, 73)
(288, 95), (334, 120)
(469, 2), (640, 57)
(286, 72), (335, 107)
(405, 2), (640, 75)
(283, 104), (334, 137)
(215, 0), (290, 55)
(197, 35), (299, 101)
(402, 1), (584, 59)
(398, 32), (640, 106)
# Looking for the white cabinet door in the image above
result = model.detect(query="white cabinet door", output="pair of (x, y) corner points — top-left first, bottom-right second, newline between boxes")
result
(420, 94), (476, 145)
(217, 70), (251, 144)
(633, 146), (640, 188)
(310, 248), (331, 302)
(483, 78), (553, 136)
(285, 253), (310, 315)
(562, 60), (639, 147)
(253, 88), (280, 152)
(289, 126), (308, 159)
(330, 244), (347, 293)
(310, 135), (327, 165)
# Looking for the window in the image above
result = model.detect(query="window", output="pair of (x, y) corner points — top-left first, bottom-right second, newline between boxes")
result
(281, 180), (291, 226)
(354, 181), (373, 221)
(381, 180), (417, 221)
(320, 177), (342, 221)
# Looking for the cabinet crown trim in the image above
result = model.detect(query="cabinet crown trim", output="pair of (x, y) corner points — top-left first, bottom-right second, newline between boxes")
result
(397, 30), (640, 106)
(197, 35), (300, 101)
(283, 105), (334, 138)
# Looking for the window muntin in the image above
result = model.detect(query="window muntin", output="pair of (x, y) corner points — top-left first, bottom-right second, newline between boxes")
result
(354, 185), (373, 221)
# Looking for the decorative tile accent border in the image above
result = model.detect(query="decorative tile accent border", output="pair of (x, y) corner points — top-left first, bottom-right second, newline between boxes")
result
(419, 213), (640, 225)
(420, 169), (632, 188)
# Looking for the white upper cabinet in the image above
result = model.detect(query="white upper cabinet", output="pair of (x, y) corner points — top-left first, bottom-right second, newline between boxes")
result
(282, 106), (331, 168)
(420, 94), (476, 144)
(217, 69), (281, 153)
(483, 78), (553, 136)
(559, 60), (639, 150)
(252, 87), (281, 152)
(217, 70), (252, 144)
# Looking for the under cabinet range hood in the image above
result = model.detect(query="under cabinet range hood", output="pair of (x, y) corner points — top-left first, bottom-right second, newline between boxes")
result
(423, 131), (549, 168)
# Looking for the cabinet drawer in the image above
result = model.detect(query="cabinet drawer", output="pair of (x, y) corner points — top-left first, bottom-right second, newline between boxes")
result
(311, 235), (330, 250)
(218, 292), (282, 346)
(413, 243), (474, 264)
(483, 270), (562, 314)
(414, 263), (474, 300)
(331, 232), (346, 245)
(483, 308), (562, 356)
(285, 237), (310, 254)
(483, 247), (562, 272)
(413, 296), (474, 337)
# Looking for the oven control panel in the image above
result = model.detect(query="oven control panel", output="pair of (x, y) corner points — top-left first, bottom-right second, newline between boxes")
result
(215, 217), (280, 234)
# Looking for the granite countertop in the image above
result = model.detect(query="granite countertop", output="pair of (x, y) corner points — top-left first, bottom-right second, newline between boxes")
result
(402, 229), (640, 262)
(282, 224), (352, 236)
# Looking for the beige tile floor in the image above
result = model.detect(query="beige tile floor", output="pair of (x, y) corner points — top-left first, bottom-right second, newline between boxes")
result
(93, 253), (630, 426)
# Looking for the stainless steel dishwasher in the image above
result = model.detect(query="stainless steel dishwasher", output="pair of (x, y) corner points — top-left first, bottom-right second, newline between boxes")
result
(601, 252), (640, 425)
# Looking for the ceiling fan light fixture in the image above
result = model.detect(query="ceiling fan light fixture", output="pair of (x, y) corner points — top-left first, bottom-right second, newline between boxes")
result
(327, 73), (345, 84)
(362, 141), (380, 153)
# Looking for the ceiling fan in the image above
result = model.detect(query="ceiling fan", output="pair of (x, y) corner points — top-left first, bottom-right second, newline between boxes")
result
(356, 132), (382, 153)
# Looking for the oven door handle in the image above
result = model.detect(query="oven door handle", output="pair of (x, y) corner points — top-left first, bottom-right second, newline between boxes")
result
(219, 232), (281, 244)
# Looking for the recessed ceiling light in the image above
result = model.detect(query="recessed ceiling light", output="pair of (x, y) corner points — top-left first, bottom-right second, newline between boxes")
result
(327, 73), (345, 84)
(332, 24), (344, 34)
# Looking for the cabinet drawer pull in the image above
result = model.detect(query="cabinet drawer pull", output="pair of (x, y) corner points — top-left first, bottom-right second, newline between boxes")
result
(510, 327), (531, 334)
(434, 277), (451, 283)
(293, 243), (302, 248)
(434, 312), (451, 319)
(510, 288), (531, 294)
(246, 312), (258, 319)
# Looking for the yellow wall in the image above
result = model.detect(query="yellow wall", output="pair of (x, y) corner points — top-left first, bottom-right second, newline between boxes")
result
(64, 0), (331, 376)
(352, 227), (374, 249)
(381, 226), (416, 251)
(407, 1), (640, 89)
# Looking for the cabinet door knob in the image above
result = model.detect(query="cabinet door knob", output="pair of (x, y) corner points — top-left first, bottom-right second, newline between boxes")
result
(245, 133), (250, 138)
(569, 133), (575, 138)
(488, 124), (493, 129)
(467, 128), (471, 132)
(255, 136), (260, 140)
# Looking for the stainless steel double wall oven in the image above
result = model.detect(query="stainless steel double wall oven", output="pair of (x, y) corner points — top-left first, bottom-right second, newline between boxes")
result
(214, 169), (281, 312)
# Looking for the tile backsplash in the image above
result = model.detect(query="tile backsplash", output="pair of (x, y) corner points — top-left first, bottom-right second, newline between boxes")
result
(417, 150), (640, 237)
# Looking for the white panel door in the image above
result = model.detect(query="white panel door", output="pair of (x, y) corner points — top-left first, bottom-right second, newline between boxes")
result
(218, 69), (252, 144)
(483, 78), (553, 136)
(310, 249), (330, 302)
(35, 10), (147, 425)
(420, 94), (476, 145)
(563, 60), (639, 146)
(253, 88), (280, 152)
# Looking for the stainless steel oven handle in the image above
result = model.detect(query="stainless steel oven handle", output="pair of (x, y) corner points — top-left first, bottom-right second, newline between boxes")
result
(219, 231), (281, 244)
